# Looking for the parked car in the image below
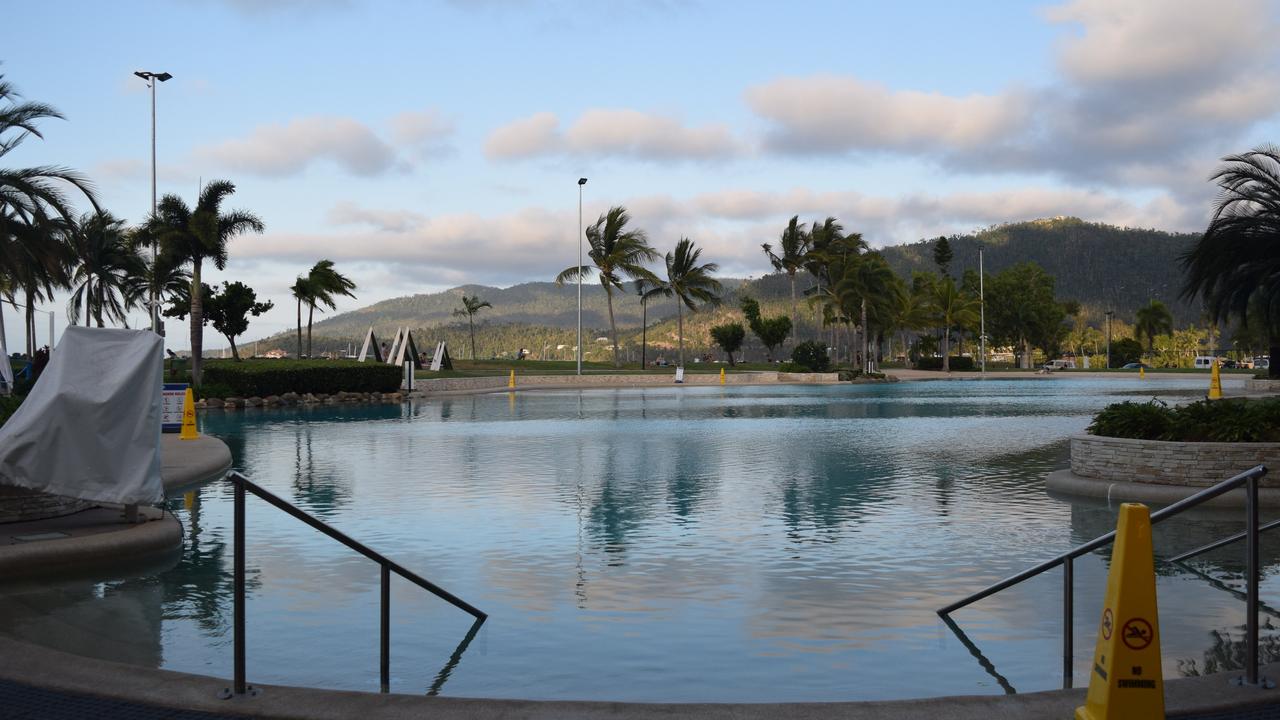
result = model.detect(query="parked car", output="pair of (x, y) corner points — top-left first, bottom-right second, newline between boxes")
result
(1121, 362), (1152, 370)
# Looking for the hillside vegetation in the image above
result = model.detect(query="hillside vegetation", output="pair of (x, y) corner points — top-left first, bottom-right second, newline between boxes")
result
(250, 217), (1198, 359)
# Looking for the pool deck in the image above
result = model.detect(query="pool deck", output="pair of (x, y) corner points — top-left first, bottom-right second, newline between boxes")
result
(0, 630), (1276, 719)
(0, 433), (231, 579)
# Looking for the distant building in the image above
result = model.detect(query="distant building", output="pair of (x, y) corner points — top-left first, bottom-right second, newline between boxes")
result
(261, 348), (289, 359)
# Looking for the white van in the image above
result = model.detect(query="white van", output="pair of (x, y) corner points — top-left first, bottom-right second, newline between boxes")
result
(1193, 356), (1219, 370)
(1043, 359), (1076, 370)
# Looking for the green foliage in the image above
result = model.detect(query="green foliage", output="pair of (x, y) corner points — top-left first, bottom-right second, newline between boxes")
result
(790, 340), (831, 372)
(1088, 397), (1280, 442)
(0, 394), (23, 427)
(206, 281), (273, 359)
(915, 356), (976, 371)
(985, 262), (1067, 364)
(740, 295), (792, 360)
(777, 361), (809, 373)
(201, 360), (402, 397)
(932, 236), (953, 275)
(709, 322), (745, 365)
(1110, 337), (1144, 367)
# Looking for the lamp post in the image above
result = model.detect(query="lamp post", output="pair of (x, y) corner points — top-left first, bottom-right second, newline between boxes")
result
(577, 177), (587, 376)
(134, 70), (172, 336)
(1105, 310), (1114, 369)
(11, 303), (55, 355)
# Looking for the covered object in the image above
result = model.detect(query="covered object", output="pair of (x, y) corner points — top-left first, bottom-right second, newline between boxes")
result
(0, 327), (163, 505)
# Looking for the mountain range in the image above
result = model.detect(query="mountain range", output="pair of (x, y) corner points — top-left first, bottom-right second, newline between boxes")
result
(249, 217), (1201, 357)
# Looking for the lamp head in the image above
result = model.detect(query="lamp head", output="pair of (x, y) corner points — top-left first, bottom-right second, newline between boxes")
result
(578, 178), (587, 186)
(156, 72), (173, 82)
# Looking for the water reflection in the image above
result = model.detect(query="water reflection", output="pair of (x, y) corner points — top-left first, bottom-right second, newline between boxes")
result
(3, 378), (1278, 701)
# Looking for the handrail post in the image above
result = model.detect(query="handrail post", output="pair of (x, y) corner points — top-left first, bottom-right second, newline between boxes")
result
(1063, 556), (1073, 689)
(234, 476), (246, 696)
(1247, 473), (1260, 686)
(381, 563), (390, 693)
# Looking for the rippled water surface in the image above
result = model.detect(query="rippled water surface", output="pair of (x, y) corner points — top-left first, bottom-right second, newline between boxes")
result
(5, 376), (1279, 701)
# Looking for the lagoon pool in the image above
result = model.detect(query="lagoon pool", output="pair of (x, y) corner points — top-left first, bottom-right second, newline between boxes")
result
(3, 377), (1278, 702)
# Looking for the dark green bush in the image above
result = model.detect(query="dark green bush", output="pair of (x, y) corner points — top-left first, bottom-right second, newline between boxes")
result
(201, 360), (402, 397)
(1088, 397), (1280, 442)
(790, 341), (831, 372)
(838, 369), (861, 381)
(778, 361), (809, 373)
(914, 356), (975, 371)
(1109, 338), (1143, 368)
(0, 394), (23, 427)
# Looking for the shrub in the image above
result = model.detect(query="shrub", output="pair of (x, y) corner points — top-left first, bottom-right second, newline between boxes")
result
(0, 394), (23, 428)
(790, 341), (831, 372)
(1088, 397), (1280, 442)
(201, 359), (402, 397)
(914, 356), (975, 371)
(1109, 338), (1144, 368)
(777, 361), (809, 373)
(838, 369), (861, 381)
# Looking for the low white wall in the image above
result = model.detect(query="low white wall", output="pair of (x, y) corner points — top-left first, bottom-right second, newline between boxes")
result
(417, 371), (839, 393)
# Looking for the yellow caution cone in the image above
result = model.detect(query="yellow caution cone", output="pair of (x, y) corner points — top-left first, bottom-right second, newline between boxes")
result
(179, 387), (199, 440)
(1139, 366), (1146, 380)
(720, 367), (726, 385)
(508, 369), (516, 388)
(1208, 359), (1223, 400)
(1075, 503), (1164, 720)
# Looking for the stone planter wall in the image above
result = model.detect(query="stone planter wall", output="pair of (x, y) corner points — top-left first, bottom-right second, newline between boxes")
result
(1246, 378), (1280, 393)
(1070, 434), (1280, 487)
(0, 484), (94, 524)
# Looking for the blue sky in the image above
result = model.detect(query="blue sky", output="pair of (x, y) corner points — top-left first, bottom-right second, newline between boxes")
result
(6, 0), (1280, 351)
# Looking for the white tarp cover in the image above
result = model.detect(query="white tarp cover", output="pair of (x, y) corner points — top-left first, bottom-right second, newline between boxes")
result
(0, 326), (163, 504)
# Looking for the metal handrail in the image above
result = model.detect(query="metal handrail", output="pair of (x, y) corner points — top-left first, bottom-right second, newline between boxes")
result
(226, 471), (487, 696)
(938, 464), (1268, 689)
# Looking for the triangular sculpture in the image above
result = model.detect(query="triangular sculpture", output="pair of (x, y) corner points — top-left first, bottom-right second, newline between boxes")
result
(356, 325), (383, 363)
(393, 329), (422, 370)
(385, 327), (404, 365)
(429, 341), (453, 371)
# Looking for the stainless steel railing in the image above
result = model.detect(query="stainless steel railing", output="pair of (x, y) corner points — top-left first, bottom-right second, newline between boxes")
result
(938, 465), (1269, 689)
(224, 471), (487, 697)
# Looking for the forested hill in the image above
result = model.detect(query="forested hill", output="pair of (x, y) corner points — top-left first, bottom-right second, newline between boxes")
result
(880, 217), (1199, 322)
(255, 217), (1200, 351)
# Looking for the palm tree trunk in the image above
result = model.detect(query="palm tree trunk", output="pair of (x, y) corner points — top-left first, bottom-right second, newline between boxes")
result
(606, 288), (620, 368)
(677, 302), (685, 367)
(1271, 342), (1280, 380)
(942, 324), (951, 372)
(24, 289), (35, 357)
(469, 315), (476, 359)
(296, 297), (303, 359)
(306, 302), (314, 358)
(190, 260), (204, 387)
(861, 298), (868, 373)
(789, 272), (797, 338)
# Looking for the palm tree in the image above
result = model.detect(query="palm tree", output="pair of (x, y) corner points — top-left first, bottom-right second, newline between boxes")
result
(635, 278), (667, 368)
(1182, 145), (1280, 377)
(1, 73), (97, 356)
(304, 259), (356, 358)
(803, 217), (845, 341)
(928, 275), (981, 372)
(647, 238), (722, 367)
(833, 252), (902, 371)
(290, 276), (313, 359)
(124, 231), (191, 322)
(762, 215), (810, 329)
(66, 211), (144, 327)
(150, 180), (263, 386)
(555, 206), (659, 367)
(453, 294), (492, 359)
(1133, 299), (1174, 356)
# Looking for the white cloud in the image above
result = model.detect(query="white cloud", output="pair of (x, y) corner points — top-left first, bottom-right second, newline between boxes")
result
(486, 109), (741, 161)
(389, 109), (455, 158)
(327, 201), (426, 233)
(196, 116), (399, 177)
(746, 75), (1030, 154)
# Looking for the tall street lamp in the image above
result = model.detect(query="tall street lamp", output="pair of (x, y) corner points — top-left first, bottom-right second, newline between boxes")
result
(134, 70), (172, 336)
(1105, 310), (1114, 369)
(577, 177), (587, 376)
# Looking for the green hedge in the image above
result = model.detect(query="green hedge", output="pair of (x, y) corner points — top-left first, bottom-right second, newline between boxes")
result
(789, 341), (831, 372)
(1088, 398), (1280, 443)
(0, 394), (23, 427)
(200, 360), (403, 397)
(915, 356), (975, 371)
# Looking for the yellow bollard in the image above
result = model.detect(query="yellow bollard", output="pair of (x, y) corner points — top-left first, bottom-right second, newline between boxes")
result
(508, 369), (516, 388)
(1139, 366), (1146, 380)
(179, 387), (199, 440)
(183, 490), (195, 510)
(720, 367), (726, 385)
(1075, 503), (1164, 720)
(1208, 359), (1223, 400)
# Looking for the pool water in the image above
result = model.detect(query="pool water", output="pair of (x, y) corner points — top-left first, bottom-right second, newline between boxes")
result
(3, 377), (1278, 702)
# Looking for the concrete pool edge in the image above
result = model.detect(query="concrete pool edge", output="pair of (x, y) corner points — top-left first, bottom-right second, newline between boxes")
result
(0, 633), (1275, 719)
(1046, 469), (1280, 508)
